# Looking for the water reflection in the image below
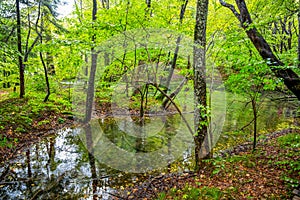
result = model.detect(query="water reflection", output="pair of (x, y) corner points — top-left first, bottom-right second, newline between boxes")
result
(216, 97), (298, 150)
(0, 129), (116, 199)
(0, 114), (194, 199)
(78, 114), (194, 173)
(98, 115), (181, 153)
(0, 98), (297, 199)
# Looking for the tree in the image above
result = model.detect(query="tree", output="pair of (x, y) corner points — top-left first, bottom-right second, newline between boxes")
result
(161, 0), (189, 108)
(84, 0), (98, 123)
(16, 0), (25, 98)
(0, 0), (62, 98)
(35, 1), (51, 102)
(219, 0), (300, 100)
(193, 0), (209, 169)
(0, 1), (17, 89)
(225, 58), (277, 150)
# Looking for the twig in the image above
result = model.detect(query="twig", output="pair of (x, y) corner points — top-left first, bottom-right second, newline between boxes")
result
(239, 117), (255, 131)
(106, 191), (126, 199)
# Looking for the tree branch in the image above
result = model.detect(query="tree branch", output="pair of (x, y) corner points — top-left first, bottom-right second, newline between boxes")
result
(147, 82), (194, 136)
(219, 0), (300, 100)
(219, 0), (240, 20)
(24, 36), (39, 63)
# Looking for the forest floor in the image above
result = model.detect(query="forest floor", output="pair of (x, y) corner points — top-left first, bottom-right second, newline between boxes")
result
(0, 97), (75, 163)
(121, 130), (300, 199)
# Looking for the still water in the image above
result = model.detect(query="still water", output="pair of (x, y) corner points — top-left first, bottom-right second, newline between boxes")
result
(0, 114), (195, 200)
(0, 98), (298, 199)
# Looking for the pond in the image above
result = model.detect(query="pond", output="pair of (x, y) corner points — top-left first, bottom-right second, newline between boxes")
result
(0, 97), (298, 199)
(0, 113), (196, 200)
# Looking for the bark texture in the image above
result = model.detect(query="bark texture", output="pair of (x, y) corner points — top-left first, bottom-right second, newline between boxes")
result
(85, 0), (98, 123)
(193, 0), (209, 169)
(16, 0), (25, 98)
(220, 0), (300, 100)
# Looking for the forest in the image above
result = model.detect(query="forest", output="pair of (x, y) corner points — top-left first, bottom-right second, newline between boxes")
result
(0, 0), (299, 199)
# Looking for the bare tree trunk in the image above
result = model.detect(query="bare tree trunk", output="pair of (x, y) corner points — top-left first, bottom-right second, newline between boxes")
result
(84, 54), (88, 89)
(146, 0), (151, 8)
(26, 149), (33, 196)
(163, 56), (191, 109)
(85, 0), (98, 123)
(106, 0), (109, 9)
(16, 0), (25, 98)
(161, 0), (188, 105)
(46, 34), (55, 75)
(164, 36), (181, 94)
(40, 51), (51, 102)
(85, 51), (98, 123)
(251, 96), (257, 151)
(193, 0), (209, 170)
(220, 0), (300, 100)
(36, 2), (50, 102)
(162, 76), (188, 109)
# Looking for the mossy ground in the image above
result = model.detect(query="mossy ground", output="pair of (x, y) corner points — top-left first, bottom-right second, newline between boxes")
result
(0, 95), (74, 164)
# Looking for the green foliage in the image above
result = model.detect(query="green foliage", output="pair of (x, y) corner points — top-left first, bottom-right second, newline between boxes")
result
(58, 117), (65, 124)
(274, 133), (300, 189)
(195, 105), (211, 134)
(203, 157), (226, 176)
(281, 176), (299, 188)
(37, 119), (50, 126)
(277, 133), (300, 148)
(0, 134), (18, 148)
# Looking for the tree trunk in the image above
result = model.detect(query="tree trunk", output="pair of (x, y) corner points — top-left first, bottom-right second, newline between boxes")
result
(164, 36), (181, 95)
(26, 149), (33, 196)
(161, 1), (189, 105)
(162, 56), (191, 109)
(193, 0), (209, 170)
(16, 0), (25, 98)
(35, 3), (50, 102)
(162, 76), (188, 109)
(251, 97), (257, 150)
(85, 51), (98, 123)
(46, 33), (55, 75)
(40, 51), (51, 102)
(85, 0), (98, 123)
(220, 0), (300, 100)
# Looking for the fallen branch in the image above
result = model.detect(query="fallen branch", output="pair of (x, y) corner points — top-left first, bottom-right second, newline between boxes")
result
(147, 82), (194, 136)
